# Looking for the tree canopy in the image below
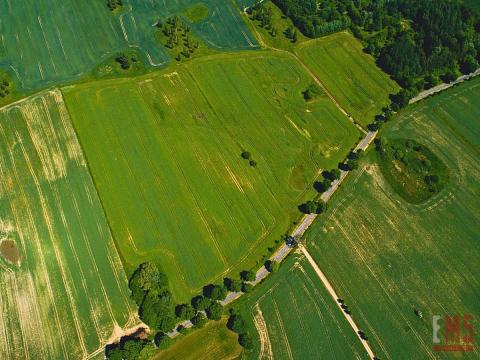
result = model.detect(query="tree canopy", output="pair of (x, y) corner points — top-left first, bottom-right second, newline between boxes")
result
(274, 0), (480, 95)
(128, 262), (175, 332)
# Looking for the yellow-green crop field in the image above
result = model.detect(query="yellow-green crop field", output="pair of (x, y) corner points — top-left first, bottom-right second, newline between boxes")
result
(0, 90), (136, 359)
(63, 51), (360, 301)
(296, 32), (399, 127)
(237, 253), (367, 359)
(305, 78), (480, 359)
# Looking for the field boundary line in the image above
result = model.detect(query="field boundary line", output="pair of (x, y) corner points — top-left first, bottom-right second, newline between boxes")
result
(299, 245), (376, 359)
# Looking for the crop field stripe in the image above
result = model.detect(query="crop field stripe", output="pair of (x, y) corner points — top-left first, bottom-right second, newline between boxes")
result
(0, 111), (69, 359)
(63, 52), (359, 300)
(296, 32), (399, 126)
(247, 257), (366, 359)
(0, 90), (135, 359)
(0, 0), (257, 90)
(306, 79), (480, 359)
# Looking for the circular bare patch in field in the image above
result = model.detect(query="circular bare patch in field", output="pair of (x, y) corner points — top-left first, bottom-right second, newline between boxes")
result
(0, 239), (21, 266)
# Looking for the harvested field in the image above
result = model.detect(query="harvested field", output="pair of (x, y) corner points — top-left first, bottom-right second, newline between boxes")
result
(63, 51), (360, 301)
(0, 90), (136, 359)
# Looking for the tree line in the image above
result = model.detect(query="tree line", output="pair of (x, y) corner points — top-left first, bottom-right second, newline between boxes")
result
(271, 0), (480, 105)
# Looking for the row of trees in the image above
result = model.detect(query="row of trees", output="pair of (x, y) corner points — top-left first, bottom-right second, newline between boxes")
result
(107, 262), (270, 357)
(300, 149), (364, 214)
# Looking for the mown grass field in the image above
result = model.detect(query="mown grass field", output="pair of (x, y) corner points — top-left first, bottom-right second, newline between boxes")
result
(296, 32), (399, 127)
(153, 319), (241, 360)
(0, 0), (256, 91)
(0, 90), (135, 359)
(236, 253), (366, 359)
(63, 51), (360, 301)
(305, 78), (480, 359)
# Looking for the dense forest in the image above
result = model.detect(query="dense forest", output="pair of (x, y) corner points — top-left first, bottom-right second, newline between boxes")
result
(271, 0), (480, 103)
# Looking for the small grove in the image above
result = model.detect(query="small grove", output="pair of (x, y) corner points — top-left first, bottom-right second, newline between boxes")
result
(374, 138), (449, 203)
(105, 263), (267, 358)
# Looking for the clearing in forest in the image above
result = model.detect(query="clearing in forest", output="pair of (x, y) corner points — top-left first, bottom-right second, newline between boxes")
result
(62, 51), (360, 301)
(0, 90), (135, 359)
(306, 78), (480, 359)
(296, 31), (399, 127)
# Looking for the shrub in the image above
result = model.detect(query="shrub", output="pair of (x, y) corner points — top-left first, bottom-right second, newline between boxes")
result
(241, 151), (251, 160)
(224, 278), (242, 292)
(241, 282), (253, 293)
(191, 295), (211, 311)
(191, 312), (207, 328)
(227, 314), (246, 333)
(203, 284), (227, 301)
(240, 270), (255, 282)
(264, 260), (278, 273)
(206, 302), (223, 320)
(238, 333), (253, 350)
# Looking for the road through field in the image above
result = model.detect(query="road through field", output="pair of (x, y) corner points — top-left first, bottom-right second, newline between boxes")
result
(299, 245), (376, 359)
(166, 130), (377, 346)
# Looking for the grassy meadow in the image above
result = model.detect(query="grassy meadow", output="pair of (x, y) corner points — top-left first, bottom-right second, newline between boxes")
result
(0, 0), (256, 91)
(63, 51), (360, 301)
(153, 319), (241, 360)
(296, 32), (399, 127)
(0, 91), (135, 359)
(235, 253), (367, 359)
(305, 78), (480, 359)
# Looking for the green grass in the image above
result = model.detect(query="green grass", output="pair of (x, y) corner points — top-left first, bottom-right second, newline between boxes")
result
(296, 32), (400, 127)
(62, 51), (360, 301)
(305, 78), (480, 359)
(0, 90), (135, 359)
(183, 3), (209, 23)
(153, 318), (241, 360)
(0, 0), (257, 91)
(235, 253), (367, 359)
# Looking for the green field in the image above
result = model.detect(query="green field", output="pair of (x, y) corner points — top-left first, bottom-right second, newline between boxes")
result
(63, 51), (360, 301)
(153, 319), (241, 360)
(296, 32), (399, 127)
(0, 0), (257, 91)
(0, 91), (135, 359)
(305, 78), (480, 359)
(236, 253), (366, 359)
